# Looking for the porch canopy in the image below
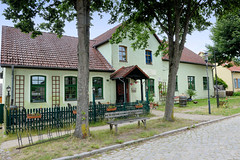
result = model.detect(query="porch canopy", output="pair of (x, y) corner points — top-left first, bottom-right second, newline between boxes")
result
(110, 65), (149, 102)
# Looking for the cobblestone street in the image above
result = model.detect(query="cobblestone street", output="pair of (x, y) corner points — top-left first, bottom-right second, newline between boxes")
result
(90, 116), (240, 160)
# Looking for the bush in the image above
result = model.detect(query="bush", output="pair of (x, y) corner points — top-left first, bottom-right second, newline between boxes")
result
(186, 89), (197, 99)
(214, 77), (228, 89)
(233, 92), (240, 96)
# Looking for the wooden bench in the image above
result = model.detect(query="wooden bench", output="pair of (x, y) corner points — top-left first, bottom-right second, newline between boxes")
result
(105, 110), (149, 134)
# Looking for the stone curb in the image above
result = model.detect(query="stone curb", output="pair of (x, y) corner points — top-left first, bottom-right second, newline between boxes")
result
(54, 113), (240, 160)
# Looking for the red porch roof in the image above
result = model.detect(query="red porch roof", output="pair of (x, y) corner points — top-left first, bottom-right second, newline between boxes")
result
(110, 65), (149, 80)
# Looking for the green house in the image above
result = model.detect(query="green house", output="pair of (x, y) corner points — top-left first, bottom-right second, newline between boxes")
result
(1, 25), (214, 109)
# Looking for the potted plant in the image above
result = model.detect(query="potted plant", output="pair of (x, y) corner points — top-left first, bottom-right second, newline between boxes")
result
(219, 98), (228, 107)
(148, 93), (154, 109)
(135, 102), (143, 108)
(27, 113), (42, 119)
(186, 89), (197, 101)
(73, 110), (77, 115)
(106, 105), (117, 111)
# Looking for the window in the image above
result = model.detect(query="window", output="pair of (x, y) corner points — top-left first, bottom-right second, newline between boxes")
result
(93, 77), (103, 99)
(203, 77), (208, 90)
(146, 79), (155, 95)
(145, 50), (152, 64)
(234, 79), (237, 88)
(188, 76), (195, 90)
(119, 46), (127, 62)
(234, 78), (240, 88)
(65, 76), (77, 101)
(31, 76), (46, 102)
(175, 76), (178, 91)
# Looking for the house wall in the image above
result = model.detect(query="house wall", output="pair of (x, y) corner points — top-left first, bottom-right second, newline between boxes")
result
(109, 34), (165, 102)
(97, 42), (112, 65)
(232, 72), (240, 92)
(215, 66), (232, 91)
(103, 33), (214, 101)
(2, 67), (115, 109)
(171, 62), (214, 99)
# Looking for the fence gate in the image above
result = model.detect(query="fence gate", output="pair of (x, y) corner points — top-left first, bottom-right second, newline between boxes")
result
(0, 104), (4, 123)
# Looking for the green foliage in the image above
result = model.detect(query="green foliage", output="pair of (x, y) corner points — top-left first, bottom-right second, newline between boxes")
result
(214, 77), (228, 89)
(233, 92), (240, 96)
(148, 93), (154, 103)
(107, 0), (240, 121)
(1, 0), (112, 38)
(186, 89), (197, 98)
(208, 12), (240, 64)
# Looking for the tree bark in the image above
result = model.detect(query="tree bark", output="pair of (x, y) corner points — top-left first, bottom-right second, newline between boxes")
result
(74, 0), (90, 138)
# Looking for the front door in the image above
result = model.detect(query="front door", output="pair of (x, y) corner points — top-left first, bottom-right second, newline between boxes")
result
(116, 79), (129, 103)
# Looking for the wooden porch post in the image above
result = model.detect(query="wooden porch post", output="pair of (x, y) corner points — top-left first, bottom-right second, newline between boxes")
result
(140, 79), (143, 101)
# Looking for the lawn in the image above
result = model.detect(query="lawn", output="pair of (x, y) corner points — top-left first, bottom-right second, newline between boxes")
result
(157, 96), (240, 116)
(8, 118), (198, 160)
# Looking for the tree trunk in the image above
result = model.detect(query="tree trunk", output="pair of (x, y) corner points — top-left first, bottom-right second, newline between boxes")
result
(164, 39), (182, 121)
(74, 0), (90, 138)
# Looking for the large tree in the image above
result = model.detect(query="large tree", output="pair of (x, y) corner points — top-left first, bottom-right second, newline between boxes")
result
(1, 0), (111, 138)
(108, 0), (240, 121)
(207, 11), (240, 65)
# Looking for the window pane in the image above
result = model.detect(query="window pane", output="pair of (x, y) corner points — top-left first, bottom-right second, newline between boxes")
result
(93, 77), (103, 99)
(31, 86), (45, 102)
(31, 76), (46, 102)
(65, 77), (77, 101)
(175, 76), (178, 91)
(203, 77), (208, 90)
(119, 46), (127, 61)
(188, 76), (195, 90)
(145, 50), (152, 64)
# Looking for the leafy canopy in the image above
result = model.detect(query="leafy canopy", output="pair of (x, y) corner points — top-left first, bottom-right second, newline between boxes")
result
(1, 0), (113, 38)
(208, 11), (240, 65)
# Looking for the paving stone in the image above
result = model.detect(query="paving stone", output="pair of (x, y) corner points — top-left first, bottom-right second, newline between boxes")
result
(88, 116), (240, 160)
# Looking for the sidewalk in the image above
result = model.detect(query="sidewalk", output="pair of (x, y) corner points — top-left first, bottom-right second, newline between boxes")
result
(0, 110), (224, 150)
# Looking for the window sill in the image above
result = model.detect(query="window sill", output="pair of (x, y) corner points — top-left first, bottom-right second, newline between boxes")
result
(65, 99), (77, 101)
(31, 101), (47, 103)
(95, 98), (104, 100)
(119, 60), (128, 62)
(146, 63), (152, 65)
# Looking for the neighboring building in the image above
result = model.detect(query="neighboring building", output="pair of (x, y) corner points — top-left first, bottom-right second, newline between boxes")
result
(216, 64), (240, 93)
(0, 67), (2, 103)
(1, 26), (214, 109)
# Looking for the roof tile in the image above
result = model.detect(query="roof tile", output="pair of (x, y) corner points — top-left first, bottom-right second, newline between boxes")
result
(1, 26), (114, 71)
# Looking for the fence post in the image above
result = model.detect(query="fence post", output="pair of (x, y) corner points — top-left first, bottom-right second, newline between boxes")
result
(4, 94), (11, 134)
(145, 87), (150, 114)
(92, 88), (96, 122)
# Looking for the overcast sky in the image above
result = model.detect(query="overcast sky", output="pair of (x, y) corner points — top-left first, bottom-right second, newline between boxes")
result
(0, 4), (215, 54)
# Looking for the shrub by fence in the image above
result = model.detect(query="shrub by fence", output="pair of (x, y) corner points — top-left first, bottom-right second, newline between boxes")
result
(5, 101), (149, 134)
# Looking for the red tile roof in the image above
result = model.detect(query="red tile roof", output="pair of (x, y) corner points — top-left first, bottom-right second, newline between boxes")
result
(93, 24), (207, 66)
(93, 24), (121, 47)
(1, 26), (114, 71)
(162, 47), (211, 66)
(110, 65), (149, 79)
(228, 66), (240, 72)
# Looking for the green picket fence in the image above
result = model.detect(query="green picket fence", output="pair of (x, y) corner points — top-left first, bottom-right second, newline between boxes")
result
(0, 104), (4, 123)
(6, 101), (149, 134)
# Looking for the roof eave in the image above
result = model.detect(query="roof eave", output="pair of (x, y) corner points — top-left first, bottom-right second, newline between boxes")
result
(1, 64), (115, 72)
(162, 59), (214, 67)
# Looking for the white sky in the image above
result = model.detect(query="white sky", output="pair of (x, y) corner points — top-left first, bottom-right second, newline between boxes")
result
(0, 4), (215, 54)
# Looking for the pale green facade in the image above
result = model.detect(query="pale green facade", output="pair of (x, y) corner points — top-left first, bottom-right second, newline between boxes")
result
(2, 67), (115, 109)
(98, 33), (214, 102)
(2, 32), (214, 108)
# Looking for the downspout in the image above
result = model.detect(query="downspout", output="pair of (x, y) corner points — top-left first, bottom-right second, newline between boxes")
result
(232, 71), (235, 93)
(11, 65), (14, 106)
(118, 78), (126, 103)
